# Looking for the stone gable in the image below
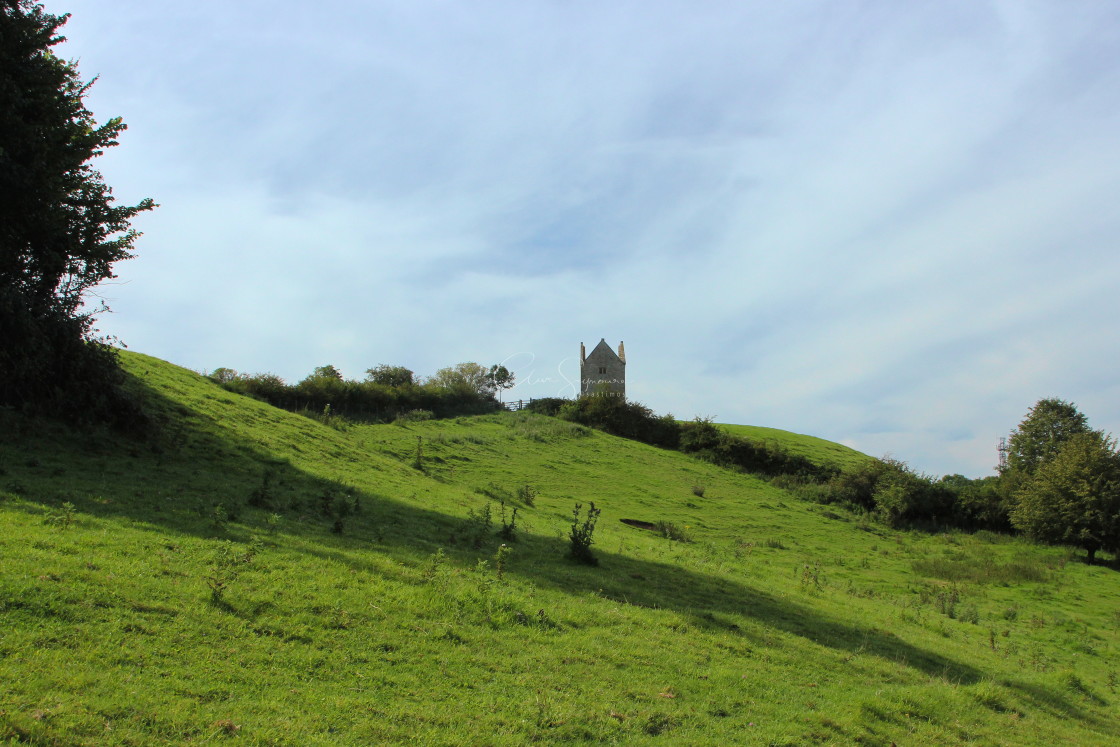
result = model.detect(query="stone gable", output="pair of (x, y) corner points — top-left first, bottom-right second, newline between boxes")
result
(580, 338), (626, 398)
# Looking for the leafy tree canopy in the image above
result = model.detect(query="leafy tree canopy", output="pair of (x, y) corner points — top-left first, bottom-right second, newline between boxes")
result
(1, 1), (155, 421)
(1006, 398), (1090, 477)
(1011, 430), (1120, 563)
(428, 362), (494, 396)
(486, 365), (515, 399)
(308, 365), (343, 381)
(365, 365), (415, 387)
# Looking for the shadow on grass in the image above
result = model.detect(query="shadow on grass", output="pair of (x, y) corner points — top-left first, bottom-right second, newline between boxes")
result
(0, 372), (1106, 727)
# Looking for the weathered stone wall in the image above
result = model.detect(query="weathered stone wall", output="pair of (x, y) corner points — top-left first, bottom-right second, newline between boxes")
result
(580, 339), (626, 398)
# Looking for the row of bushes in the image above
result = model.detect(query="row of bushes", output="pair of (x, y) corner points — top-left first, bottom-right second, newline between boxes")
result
(537, 395), (835, 481)
(780, 459), (1008, 531)
(210, 366), (502, 422)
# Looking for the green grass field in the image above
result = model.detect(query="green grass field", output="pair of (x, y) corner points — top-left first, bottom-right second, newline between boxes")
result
(2, 352), (1118, 745)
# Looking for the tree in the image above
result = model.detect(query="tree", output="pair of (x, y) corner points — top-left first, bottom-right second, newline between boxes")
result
(209, 367), (241, 384)
(365, 365), (415, 387)
(1, 2), (155, 420)
(428, 362), (493, 396)
(1011, 431), (1120, 563)
(1005, 399), (1090, 477)
(307, 365), (343, 381)
(486, 364), (515, 402)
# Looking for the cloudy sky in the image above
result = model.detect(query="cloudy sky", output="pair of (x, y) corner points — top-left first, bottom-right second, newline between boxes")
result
(54, 0), (1120, 477)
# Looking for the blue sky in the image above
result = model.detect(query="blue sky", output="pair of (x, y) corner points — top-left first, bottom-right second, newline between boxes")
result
(56, 0), (1120, 477)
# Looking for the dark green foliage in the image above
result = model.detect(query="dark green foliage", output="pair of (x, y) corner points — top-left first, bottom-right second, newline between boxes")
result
(365, 364), (415, 387)
(1006, 399), (1090, 478)
(1, 2), (155, 423)
(940, 475), (1010, 531)
(556, 399), (837, 484)
(525, 397), (567, 416)
(1011, 431), (1120, 563)
(678, 418), (835, 481)
(567, 502), (601, 565)
(828, 458), (954, 527)
(463, 503), (493, 549)
(486, 365), (515, 399)
(560, 396), (680, 449)
(0, 296), (144, 428)
(498, 499), (519, 541)
(248, 469), (277, 509)
(212, 362), (501, 422)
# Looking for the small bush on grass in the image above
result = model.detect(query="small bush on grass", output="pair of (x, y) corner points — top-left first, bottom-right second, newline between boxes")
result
(656, 520), (692, 542)
(463, 503), (493, 548)
(45, 501), (76, 530)
(495, 544), (512, 580)
(205, 538), (262, 603)
(516, 484), (537, 506)
(498, 499), (519, 541)
(568, 502), (601, 565)
(248, 469), (277, 508)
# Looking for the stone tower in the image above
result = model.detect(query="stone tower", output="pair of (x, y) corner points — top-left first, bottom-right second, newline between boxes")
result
(580, 339), (626, 398)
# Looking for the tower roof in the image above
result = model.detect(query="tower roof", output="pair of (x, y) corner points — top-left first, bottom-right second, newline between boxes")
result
(585, 338), (624, 364)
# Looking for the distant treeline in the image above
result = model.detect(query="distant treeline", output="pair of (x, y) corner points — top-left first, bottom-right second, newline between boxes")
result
(528, 395), (1004, 533)
(208, 362), (507, 422)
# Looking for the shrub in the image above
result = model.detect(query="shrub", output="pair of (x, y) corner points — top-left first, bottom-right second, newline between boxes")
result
(248, 469), (277, 509)
(205, 538), (261, 602)
(559, 396), (680, 449)
(525, 397), (568, 416)
(568, 502), (602, 565)
(829, 457), (954, 527)
(516, 484), (537, 507)
(656, 520), (692, 542)
(45, 501), (76, 530)
(495, 544), (512, 580)
(464, 503), (493, 548)
(498, 500), (519, 541)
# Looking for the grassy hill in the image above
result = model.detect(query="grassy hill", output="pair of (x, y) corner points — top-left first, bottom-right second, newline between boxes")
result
(1, 352), (1118, 745)
(717, 423), (873, 472)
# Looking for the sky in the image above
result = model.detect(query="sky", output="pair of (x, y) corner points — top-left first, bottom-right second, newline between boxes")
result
(50, 0), (1120, 477)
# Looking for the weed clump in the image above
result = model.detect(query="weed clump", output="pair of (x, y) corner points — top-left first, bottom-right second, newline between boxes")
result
(464, 503), (493, 548)
(656, 520), (692, 542)
(516, 484), (537, 506)
(495, 544), (512, 580)
(568, 502), (601, 565)
(248, 468), (277, 508)
(498, 499), (519, 541)
(205, 538), (262, 603)
(45, 501), (76, 529)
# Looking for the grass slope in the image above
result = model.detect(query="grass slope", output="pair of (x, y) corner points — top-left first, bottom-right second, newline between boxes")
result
(1, 352), (1118, 745)
(717, 423), (873, 471)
